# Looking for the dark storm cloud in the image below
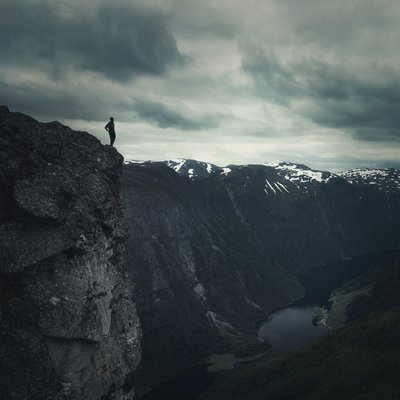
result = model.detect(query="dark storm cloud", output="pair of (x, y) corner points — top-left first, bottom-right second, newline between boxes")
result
(242, 49), (301, 105)
(243, 47), (400, 141)
(171, 3), (238, 39)
(278, 0), (399, 52)
(0, 79), (110, 121)
(0, 0), (185, 81)
(134, 99), (220, 131)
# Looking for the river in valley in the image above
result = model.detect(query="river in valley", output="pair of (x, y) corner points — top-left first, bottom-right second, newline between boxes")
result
(139, 250), (399, 399)
(139, 305), (329, 400)
(258, 306), (330, 351)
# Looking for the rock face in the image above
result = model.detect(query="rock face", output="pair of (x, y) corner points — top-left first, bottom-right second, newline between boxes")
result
(0, 106), (141, 400)
(122, 163), (304, 385)
(160, 159), (400, 273)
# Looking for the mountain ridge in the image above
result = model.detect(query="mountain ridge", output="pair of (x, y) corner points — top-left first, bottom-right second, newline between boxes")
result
(125, 158), (400, 193)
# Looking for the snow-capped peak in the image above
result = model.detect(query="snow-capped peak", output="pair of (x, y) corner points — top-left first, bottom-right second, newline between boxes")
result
(220, 167), (232, 176)
(125, 159), (399, 193)
(167, 159), (186, 173)
(338, 168), (400, 192)
(165, 159), (223, 179)
(265, 162), (336, 184)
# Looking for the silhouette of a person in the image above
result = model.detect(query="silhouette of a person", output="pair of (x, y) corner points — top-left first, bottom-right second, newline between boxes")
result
(105, 117), (116, 146)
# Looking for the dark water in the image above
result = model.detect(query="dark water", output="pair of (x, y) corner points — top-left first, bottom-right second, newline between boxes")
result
(258, 306), (329, 351)
(141, 307), (330, 399)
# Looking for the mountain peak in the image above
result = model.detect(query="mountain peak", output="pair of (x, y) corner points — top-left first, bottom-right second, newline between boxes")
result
(338, 168), (400, 192)
(166, 159), (223, 178)
(264, 162), (335, 184)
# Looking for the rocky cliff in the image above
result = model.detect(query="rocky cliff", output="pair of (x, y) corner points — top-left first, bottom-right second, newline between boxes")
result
(0, 106), (141, 400)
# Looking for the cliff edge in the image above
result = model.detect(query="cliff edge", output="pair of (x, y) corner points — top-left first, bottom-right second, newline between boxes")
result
(0, 106), (141, 400)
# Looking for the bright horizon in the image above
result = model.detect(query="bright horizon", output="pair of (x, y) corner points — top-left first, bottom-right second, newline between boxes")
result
(1, 0), (400, 172)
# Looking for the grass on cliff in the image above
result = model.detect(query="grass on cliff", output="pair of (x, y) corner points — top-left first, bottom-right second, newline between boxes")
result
(206, 335), (271, 371)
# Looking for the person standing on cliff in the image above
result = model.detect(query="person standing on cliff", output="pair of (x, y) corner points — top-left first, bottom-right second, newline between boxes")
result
(105, 117), (116, 146)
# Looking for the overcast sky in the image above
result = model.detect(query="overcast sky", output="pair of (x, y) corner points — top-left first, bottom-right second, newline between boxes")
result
(1, 0), (400, 171)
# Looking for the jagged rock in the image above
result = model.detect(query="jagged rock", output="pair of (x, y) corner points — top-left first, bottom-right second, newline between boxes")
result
(0, 106), (141, 400)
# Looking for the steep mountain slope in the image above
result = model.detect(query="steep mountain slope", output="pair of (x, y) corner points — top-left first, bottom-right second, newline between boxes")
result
(122, 163), (302, 385)
(160, 159), (400, 272)
(0, 106), (141, 400)
(122, 159), (400, 387)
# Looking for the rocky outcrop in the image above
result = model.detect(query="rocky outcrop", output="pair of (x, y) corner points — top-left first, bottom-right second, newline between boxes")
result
(0, 106), (141, 400)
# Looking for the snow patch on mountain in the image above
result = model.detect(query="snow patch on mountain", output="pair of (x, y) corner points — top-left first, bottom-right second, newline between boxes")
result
(265, 162), (335, 184)
(276, 181), (290, 193)
(265, 179), (277, 194)
(168, 159), (186, 174)
(338, 168), (400, 192)
(221, 167), (232, 176)
(264, 178), (291, 196)
(165, 159), (223, 179)
(124, 160), (146, 165)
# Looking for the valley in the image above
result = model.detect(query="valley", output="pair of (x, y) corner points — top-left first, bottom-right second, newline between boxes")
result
(135, 248), (400, 400)
(200, 248), (400, 400)
(121, 159), (400, 396)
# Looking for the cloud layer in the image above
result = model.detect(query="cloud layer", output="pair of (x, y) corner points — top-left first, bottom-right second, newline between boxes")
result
(242, 47), (400, 141)
(133, 99), (220, 130)
(0, 0), (184, 80)
(1, 0), (399, 171)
